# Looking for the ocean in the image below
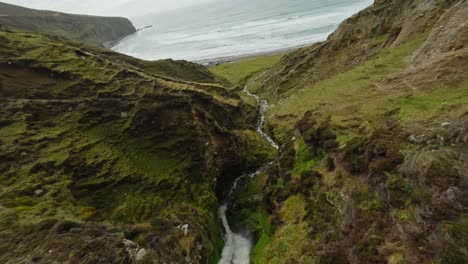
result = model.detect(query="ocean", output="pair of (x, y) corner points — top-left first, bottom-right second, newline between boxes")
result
(112, 0), (373, 62)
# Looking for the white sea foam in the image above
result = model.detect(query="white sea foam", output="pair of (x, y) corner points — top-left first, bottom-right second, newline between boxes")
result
(113, 0), (372, 61)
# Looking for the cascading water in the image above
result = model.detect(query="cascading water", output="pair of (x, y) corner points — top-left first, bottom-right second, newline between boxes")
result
(218, 73), (278, 264)
(243, 73), (279, 150)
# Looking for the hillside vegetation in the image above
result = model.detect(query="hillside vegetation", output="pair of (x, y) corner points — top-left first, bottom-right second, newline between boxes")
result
(0, 2), (136, 47)
(0, 26), (274, 263)
(0, 0), (467, 263)
(210, 54), (282, 88)
(212, 0), (468, 263)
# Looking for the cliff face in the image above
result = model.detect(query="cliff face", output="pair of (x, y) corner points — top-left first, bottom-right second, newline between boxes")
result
(0, 2), (136, 47)
(227, 0), (468, 263)
(0, 27), (274, 263)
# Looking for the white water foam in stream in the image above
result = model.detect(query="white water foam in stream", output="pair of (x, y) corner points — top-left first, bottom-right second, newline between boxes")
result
(243, 73), (279, 150)
(218, 73), (277, 264)
(218, 204), (252, 264)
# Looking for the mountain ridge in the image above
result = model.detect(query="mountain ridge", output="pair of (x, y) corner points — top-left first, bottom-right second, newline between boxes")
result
(0, 1), (136, 47)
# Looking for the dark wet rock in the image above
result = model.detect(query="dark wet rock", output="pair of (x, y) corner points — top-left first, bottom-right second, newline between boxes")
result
(297, 112), (339, 154)
(34, 189), (44, 196)
(50, 221), (80, 234)
(322, 155), (336, 172)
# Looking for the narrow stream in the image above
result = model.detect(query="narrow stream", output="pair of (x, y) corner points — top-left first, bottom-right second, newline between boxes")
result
(218, 74), (278, 264)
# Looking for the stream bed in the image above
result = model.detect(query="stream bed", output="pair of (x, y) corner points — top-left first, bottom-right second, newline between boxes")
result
(218, 75), (278, 264)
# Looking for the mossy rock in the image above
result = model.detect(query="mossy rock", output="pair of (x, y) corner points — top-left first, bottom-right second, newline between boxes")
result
(340, 136), (368, 174)
(386, 174), (413, 208)
(317, 250), (350, 264)
(400, 149), (463, 189)
(300, 168), (322, 187)
(297, 112), (339, 154)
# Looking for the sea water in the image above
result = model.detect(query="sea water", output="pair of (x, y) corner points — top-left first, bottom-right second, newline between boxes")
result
(112, 0), (373, 62)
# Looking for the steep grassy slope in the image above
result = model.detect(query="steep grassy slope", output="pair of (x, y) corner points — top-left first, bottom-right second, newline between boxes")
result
(0, 2), (136, 47)
(257, 0), (462, 100)
(0, 27), (274, 263)
(209, 0), (468, 263)
(106, 51), (223, 84)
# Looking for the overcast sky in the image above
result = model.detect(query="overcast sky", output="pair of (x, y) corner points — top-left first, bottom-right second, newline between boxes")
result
(1, 0), (219, 17)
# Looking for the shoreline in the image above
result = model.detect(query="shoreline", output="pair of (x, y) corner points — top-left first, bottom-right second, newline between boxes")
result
(110, 36), (320, 66)
(195, 43), (315, 66)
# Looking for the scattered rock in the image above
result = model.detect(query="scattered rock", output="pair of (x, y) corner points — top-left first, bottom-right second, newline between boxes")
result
(69, 227), (83, 233)
(377, 243), (400, 256)
(408, 134), (427, 144)
(50, 220), (80, 234)
(123, 239), (136, 247)
(122, 239), (139, 259)
(179, 224), (189, 237)
(121, 112), (129, 118)
(20, 151), (28, 156)
(34, 189), (44, 196)
(136, 248), (147, 261)
(322, 156), (335, 171)
(441, 122), (451, 128)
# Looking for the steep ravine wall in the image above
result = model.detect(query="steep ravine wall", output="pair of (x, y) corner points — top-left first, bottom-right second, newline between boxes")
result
(235, 0), (468, 263)
(0, 27), (273, 263)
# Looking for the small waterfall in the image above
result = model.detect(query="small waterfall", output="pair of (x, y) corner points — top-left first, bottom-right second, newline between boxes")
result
(218, 72), (277, 264)
(243, 73), (279, 150)
(218, 204), (252, 264)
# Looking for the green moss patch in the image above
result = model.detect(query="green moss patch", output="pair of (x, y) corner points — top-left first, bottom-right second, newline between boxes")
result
(209, 54), (282, 87)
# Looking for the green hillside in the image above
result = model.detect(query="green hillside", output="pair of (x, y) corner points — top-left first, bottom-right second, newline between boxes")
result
(0, 26), (274, 263)
(0, 0), (467, 263)
(211, 0), (468, 263)
(0, 2), (136, 47)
